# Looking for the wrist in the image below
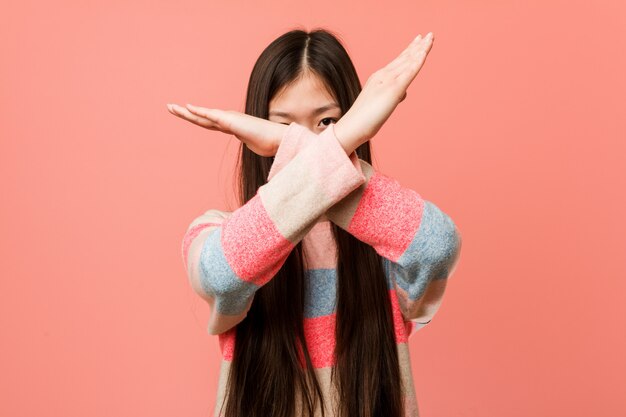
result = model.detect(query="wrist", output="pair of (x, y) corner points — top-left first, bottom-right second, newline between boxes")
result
(332, 120), (361, 155)
(269, 123), (289, 156)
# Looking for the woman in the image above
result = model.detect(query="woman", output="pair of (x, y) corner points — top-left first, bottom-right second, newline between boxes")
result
(170, 29), (462, 417)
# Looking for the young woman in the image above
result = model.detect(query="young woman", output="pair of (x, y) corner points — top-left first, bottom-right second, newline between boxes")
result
(169, 29), (462, 417)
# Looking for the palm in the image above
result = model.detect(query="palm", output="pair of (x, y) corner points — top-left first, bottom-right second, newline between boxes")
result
(166, 104), (285, 157)
(167, 32), (434, 156)
(334, 32), (434, 148)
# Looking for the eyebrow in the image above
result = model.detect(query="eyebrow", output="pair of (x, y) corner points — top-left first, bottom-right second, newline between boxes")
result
(269, 103), (340, 117)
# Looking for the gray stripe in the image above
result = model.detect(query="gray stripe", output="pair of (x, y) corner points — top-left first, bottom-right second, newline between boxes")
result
(199, 228), (260, 315)
(386, 200), (461, 301)
(304, 261), (395, 318)
(304, 269), (337, 318)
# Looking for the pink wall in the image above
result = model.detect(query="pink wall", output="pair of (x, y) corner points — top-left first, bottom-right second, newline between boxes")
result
(1, 0), (624, 416)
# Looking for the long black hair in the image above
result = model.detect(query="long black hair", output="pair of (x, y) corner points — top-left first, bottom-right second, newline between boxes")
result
(220, 27), (404, 417)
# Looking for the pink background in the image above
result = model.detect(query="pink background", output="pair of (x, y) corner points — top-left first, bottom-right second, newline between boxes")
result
(2, 1), (624, 416)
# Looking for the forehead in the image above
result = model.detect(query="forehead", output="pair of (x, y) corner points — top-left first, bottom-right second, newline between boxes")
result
(269, 73), (338, 113)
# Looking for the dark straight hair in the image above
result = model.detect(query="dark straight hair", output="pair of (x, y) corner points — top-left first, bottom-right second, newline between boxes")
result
(220, 27), (404, 417)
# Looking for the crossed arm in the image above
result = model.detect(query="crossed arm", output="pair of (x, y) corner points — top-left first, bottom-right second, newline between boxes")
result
(181, 122), (462, 335)
(175, 32), (462, 335)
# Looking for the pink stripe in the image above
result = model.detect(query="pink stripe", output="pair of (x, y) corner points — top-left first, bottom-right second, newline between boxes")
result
(219, 327), (236, 361)
(389, 288), (411, 343)
(348, 172), (425, 262)
(221, 194), (295, 286)
(218, 292), (412, 363)
(181, 222), (220, 269)
(300, 313), (337, 368)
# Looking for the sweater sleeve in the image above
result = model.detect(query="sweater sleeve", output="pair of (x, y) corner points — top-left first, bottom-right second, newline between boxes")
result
(180, 122), (366, 335)
(327, 160), (462, 332)
(267, 124), (463, 331)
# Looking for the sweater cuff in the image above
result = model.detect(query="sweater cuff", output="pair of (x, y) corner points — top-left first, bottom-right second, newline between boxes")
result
(267, 122), (364, 181)
(267, 122), (311, 182)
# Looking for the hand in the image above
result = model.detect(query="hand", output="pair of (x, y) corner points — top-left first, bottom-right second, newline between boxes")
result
(333, 32), (434, 153)
(166, 104), (286, 157)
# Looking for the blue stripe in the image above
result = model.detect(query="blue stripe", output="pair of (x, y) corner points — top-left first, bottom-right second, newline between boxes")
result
(199, 227), (260, 315)
(304, 269), (337, 318)
(304, 261), (394, 318)
(196, 216), (455, 318)
(384, 200), (461, 301)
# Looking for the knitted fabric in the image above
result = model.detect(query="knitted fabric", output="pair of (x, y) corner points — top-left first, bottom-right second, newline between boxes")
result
(181, 122), (462, 417)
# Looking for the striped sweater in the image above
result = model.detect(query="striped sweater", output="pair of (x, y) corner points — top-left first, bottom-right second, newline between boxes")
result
(181, 121), (462, 417)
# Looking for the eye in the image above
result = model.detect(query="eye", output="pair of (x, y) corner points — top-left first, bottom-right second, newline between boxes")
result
(318, 117), (338, 127)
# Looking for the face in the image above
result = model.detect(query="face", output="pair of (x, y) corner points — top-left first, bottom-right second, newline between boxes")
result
(268, 71), (342, 134)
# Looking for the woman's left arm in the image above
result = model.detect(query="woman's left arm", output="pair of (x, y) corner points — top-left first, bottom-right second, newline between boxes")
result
(268, 126), (463, 328)
(328, 157), (462, 326)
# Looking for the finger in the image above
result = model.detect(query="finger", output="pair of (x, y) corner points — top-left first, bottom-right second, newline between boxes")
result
(168, 103), (186, 117)
(169, 104), (219, 129)
(388, 52), (421, 83)
(415, 33), (434, 57)
(167, 103), (181, 116)
(185, 104), (222, 122)
(394, 55), (425, 88)
(383, 34), (422, 73)
(393, 34), (434, 80)
(385, 32), (433, 78)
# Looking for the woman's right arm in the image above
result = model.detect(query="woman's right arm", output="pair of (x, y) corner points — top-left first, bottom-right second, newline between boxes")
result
(181, 122), (366, 335)
(178, 31), (436, 334)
